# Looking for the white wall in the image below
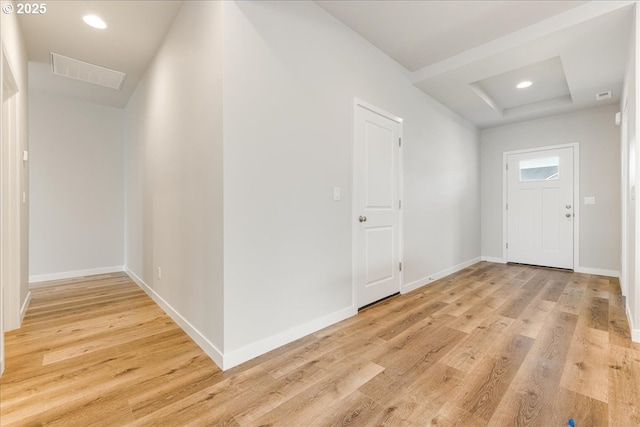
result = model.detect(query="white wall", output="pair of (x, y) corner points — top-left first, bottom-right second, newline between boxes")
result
(28, 89), (124, 281)
(481, 104), (621, 274)
(222, 1), (480, 363)
(123, 0), (479, 370)
(124, 1), (225, 361)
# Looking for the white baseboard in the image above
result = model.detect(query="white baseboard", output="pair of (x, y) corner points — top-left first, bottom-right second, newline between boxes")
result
(20, 291), (31, 323)
(126, 268), (354, 371)
(574, 266), (620, 278)
(29, 265), (124, 284)
(223, 305), (357, 371)
(402, 257), (482, 294)
(628, 304), (640, 343)
(482, 256), (506, 264)
(479, 259), (620, 278)
(125, 268), (225, 370)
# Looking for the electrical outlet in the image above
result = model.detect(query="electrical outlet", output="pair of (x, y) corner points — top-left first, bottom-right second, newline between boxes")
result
(584, 196), (595, 205)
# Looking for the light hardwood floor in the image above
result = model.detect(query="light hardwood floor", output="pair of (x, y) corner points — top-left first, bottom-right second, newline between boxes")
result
(1, 263), (639, 426)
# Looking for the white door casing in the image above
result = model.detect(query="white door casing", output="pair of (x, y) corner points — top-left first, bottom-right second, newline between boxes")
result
(353, 100), (402, 308)
(1, 44), (21, 375)
(621, 102), (629, 298)
(506, 146), (575, 269)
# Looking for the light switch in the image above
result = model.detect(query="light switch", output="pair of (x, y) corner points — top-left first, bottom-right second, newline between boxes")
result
(23, 150), (28, 162)
(584, 196), (595, 205)
(333, 187), (341, 201)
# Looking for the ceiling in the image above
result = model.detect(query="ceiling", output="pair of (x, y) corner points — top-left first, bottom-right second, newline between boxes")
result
(17, 1), (636, 128)
(18, 1), (183, 108)
(317, 1), (635, 128)
(316, 1), (588, 72)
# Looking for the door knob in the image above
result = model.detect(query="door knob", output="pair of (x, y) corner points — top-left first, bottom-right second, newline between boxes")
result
(565, 213), (572, 218)
(359, 216), (367, 223)
(566, 204), (572, 209)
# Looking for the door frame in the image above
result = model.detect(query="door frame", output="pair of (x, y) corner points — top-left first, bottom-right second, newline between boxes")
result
(502, 142), (580, 269)
(1, 42), (21, 376)
(620, 101), (629, 297)
(352, 98), (404, 309)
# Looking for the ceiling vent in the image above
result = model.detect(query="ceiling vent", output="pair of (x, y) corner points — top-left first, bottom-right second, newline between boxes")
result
(595, 90), (612, 101)
(51, 53), (126, 90)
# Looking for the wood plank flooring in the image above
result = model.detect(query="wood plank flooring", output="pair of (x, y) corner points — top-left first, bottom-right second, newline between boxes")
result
(1, 263), (639, 426)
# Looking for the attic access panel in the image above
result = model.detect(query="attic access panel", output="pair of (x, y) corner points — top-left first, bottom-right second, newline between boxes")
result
(51, 52), (126, 90)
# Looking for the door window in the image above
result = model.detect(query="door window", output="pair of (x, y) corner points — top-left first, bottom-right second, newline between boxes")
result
(519, 157), (559, 182)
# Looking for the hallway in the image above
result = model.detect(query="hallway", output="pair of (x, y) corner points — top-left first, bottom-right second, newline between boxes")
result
(1, 263), (638, 426)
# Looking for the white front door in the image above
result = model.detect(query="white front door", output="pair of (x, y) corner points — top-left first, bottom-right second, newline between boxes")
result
(506, 147), (574, 269)
(354, 103), (402, 308)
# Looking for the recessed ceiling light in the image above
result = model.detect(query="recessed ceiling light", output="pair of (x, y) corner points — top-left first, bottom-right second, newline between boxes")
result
(516, 81), (533, 89)
(83, 14), (107, 30)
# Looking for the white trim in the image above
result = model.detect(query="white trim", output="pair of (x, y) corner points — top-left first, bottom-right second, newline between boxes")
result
(482, 256), (506, 264)
(502, 151), (508, 264)
(353, 98), (404, 124)
(628, 304), (640, 343)
(19, 290), (31, 322)
(223, 305), (357, 371)
(29, 265), (124, 285)
(502, 143), (580, 268)
(126, 268), (225, 369)
(574, 267), (620, 278)
(1, 44), (18, 100)
(1, 43), (22, 332)
(402, 257), (482, 294)
(352, 98), (404, 309)
(620, 99), (629, 297)
(351, 101), (358, 312)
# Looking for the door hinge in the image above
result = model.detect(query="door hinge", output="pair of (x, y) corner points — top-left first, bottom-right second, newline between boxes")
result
(506, 242), (509, 249)
(506, 203), (508, 210)
(399, 262), (402, 272)
(399, 137), (402, 147)
(399, 200), (402, 209)
(506, 163), (508, 171)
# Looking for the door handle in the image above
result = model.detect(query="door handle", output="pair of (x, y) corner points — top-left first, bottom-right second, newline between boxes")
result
(566, 204), (572, 209)
(565, 213), (572, 218)
(359, 216), (367, 223)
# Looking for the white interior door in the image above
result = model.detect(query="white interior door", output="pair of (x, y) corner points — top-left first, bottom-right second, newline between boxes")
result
(354, 103), (401, 308)
(507, 147), (574, 269)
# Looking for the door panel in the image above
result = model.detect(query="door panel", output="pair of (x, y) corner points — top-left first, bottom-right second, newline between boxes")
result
(516, 188), (535, 250)
(507, 147), (574, 269)
(365, 226), (394, 287)
(365, 123), (394, 208)
(541, 187), (560, 252)
(355, 105), (401, 308)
